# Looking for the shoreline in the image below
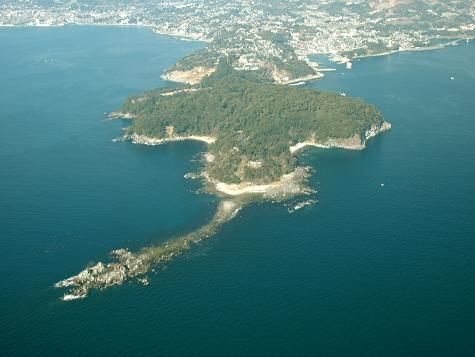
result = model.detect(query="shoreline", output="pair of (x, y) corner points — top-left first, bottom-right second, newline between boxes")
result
(2, 24), (471, 68)
(127, 121), (390, 199)
(204, 168), (313, 198)
(0, 23), (210, 42)
(127, 133), (313, 198)
(152, 28), (211, 43)
(289, 122), (392, 154)
(352, 38), (472, 61)
(128, 133), (216, 145)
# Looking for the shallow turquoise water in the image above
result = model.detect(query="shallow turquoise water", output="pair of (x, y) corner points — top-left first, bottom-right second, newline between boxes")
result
(0, 27), (474, 356)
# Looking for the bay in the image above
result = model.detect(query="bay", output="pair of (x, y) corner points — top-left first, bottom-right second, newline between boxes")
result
(1, 27), (474, 356)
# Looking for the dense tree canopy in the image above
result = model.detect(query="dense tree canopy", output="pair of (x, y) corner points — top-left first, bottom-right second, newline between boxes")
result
(121, 64), (385, 184)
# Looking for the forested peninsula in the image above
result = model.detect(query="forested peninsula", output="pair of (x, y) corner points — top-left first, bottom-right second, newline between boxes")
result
(118, 61), (390, 190)
(56, 59), (391, 300)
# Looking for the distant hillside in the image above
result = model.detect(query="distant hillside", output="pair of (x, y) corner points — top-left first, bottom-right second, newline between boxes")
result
(368, 0), (413, 11)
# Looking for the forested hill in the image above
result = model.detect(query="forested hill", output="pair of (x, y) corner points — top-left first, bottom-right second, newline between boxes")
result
(121, 66), (387, 184)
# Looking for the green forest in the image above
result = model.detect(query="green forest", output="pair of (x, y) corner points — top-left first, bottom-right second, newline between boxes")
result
(121, 63), (385, 184)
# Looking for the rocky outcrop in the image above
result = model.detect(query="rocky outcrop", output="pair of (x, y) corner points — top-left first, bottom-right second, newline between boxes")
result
(364, 121), (392, 141)
(107, 111), (133, 120)
(55, 200), (242, 301)
(54, 249), (151, 300)
(290, 121), (391, 153)
(161, 66), (216, 85)
(208, 166), (314, 199)
(128, 133), (216, 145)
(318, 133), (366, 150)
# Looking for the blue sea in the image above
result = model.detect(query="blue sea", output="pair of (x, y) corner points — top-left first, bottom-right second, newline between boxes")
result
(1, 27), (474, 356)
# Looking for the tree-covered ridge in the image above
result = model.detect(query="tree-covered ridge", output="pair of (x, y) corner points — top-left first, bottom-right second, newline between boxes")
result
(121, 67), (385, 184)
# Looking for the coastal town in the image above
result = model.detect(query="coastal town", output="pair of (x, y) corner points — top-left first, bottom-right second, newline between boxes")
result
(1, 0), (474, 80)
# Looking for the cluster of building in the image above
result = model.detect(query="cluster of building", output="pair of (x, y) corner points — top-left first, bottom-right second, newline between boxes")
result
(1, 0), (474, 74)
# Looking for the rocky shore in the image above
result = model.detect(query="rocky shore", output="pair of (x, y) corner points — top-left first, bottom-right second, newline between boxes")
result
(107, 111), (134, 120)
(55, 249), (148, 300)
(206, 167), (314, 199)
(128, 133), (216, 145)
(290, 121), (391, 153)
(126, 121), (390, 200)
(126, 133), (314, 199)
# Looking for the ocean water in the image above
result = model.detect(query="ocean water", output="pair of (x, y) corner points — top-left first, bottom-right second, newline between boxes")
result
(1, 27), (474, 356)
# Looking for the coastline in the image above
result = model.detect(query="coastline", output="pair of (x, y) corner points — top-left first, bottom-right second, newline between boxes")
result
(2, 24), (471, 69)
(46, 22), (396, 300)
(0, 23), (210, 43)
(204, 167), (313, 198)
(128, 133), (216, 145)
(352, 38), (472, 61)
(290, 122), (392, 154)
(126, 121), (390, 199)
(152, 28), (211, 43)
(124, 133), (312, 198)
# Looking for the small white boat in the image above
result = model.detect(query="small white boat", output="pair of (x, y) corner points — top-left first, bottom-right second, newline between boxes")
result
(340, 92), (347, 96)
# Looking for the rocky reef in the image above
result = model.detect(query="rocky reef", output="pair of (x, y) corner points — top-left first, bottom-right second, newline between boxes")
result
(55, 199), (242, 301)
(54, 165), (316, 301)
